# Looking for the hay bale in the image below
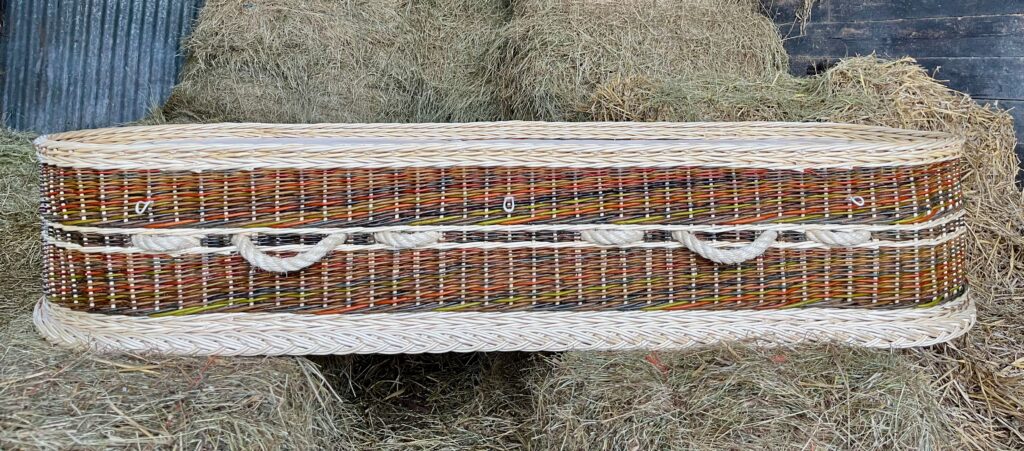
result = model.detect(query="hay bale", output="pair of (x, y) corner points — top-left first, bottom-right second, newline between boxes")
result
(316, 353), (539, 450)
(0, 316), (364, 450)
(165, 0), (409, 123)
(400, 0), (508, 122)
(0, 130), (41, 327)
(530, 347), (955, 449)
(164, 0), (507, 123)
(578, 56), (1024, 449)
(503, 0), (788, 120)
(806, 57), (1024, 448)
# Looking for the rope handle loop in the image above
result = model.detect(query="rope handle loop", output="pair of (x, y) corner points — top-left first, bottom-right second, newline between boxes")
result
(804, 229), (872, 246)
(233, 233), (349, 273)
(131, 234), (204, 252)
(672, 230), (778, 265)
(373, 231), (443, 249)
(580, 229), (645, 246)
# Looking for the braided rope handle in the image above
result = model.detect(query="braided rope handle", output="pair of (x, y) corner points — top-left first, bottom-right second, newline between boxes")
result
(128, 227), (871, 271)
(804, 229), (872, 246)
(232, 233), (349, 273)
(580, 229), (645, 245)
(671, 230), (779, 265)
(373, 231), (443, 249)
(131, 234), (204, 252)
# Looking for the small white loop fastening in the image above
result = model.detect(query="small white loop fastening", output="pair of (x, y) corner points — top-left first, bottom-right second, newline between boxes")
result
(233, 233), (348, 273)
(672, 230), (778, 265)
(502, 196), (516, 213)
(134, 200), (154, 214)
(848, 195), (865, 207)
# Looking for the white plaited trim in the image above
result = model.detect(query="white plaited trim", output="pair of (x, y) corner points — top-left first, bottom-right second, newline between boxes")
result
(33, 293), (975, 356)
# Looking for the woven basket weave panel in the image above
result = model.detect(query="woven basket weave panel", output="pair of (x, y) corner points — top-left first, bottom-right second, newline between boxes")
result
(41, 162), (963, 228)
(44, 235), (966, 315)
(36, 122), (968, 319)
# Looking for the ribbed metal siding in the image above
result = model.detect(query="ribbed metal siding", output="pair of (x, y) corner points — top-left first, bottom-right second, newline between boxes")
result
(1, 0), (203, 133)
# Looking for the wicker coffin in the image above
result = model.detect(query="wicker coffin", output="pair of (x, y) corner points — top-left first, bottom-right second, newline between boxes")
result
(33, 122), (974, 355)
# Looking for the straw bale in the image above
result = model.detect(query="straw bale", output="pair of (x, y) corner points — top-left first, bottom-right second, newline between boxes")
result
(164, 0), (506, 123)
(503, 0), (788, 120)
(0, 316), (362, 450)
(0, 130), (41, 327)
(529, 347), (954, 450)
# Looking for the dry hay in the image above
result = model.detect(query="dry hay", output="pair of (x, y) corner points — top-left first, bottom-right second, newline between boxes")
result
(503, 0), (788, 120)
(0, 130), (41, 327)
(399, 0), (508, 122)
(164, 0), (506, 123)
(530, 347), (954, 450)
(0, 316), (359, 450)
(316, 353), (539, 450)
(807, 57), (1024, 449)
(584, 56), (1024, 449)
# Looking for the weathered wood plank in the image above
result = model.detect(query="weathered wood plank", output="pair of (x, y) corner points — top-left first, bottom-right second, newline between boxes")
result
(828, 0), (1024, 23)
(784, 15), (1024, 58)
(763, 0), (1024, 25)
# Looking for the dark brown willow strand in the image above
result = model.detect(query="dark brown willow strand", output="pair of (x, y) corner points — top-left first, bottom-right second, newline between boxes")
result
(41, 161), (963, 228)
(44, 235), (967, 316)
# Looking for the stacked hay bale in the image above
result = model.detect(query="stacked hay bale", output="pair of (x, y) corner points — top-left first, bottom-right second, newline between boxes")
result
(164, 0), (506, 123)
(543, 56), (1024, 449)
(0, 130), (39, 327)
(399, 0), (508, 122)
(0, 317), (365, 449)
(316, 353), (539, 449)
(503, 0), (788, 120)
(530, 348), (953, 449)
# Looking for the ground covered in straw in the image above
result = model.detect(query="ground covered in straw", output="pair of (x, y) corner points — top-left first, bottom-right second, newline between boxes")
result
(4, 0), (1024, 449)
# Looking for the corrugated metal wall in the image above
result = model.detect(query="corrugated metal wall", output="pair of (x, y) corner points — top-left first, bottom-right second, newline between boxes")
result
(0, 0), (203, 133)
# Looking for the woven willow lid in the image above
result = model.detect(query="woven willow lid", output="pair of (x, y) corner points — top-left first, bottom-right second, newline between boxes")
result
(35, 121), (961, 171)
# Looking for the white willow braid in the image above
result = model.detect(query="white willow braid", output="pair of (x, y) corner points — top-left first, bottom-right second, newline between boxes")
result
(580, 229), (645, 246)
(233, 232), (348, 273)
(131, 234), (204, 252)
(804, 229), (873, 247)
(373, 231), (443, 249)
(672, 230), (779, 265)
(33, 293), (975, 356)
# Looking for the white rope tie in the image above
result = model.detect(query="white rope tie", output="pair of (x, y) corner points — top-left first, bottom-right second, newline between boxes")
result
(232, 233), (348, 273)
(672, 230), (778, 265)
(804, 229), (872, 247)
(373, 231), (442, 249)
(131, 234), (204, 252)
(580, 229), (645, 246)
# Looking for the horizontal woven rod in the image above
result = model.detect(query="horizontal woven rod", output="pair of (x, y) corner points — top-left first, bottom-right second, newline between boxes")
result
(44, 210), (965, 236)
(35, 121), (962, 170)
(44, 228), (965, 255)
(33, 293), (976, 355)
(36, 152), (961, 171)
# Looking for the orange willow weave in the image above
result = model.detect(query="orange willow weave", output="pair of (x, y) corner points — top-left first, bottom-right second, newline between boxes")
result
(31, 122), (974, 354)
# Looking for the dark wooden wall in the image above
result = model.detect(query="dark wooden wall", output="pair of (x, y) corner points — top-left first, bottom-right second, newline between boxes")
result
(762, 0), (1024, 172)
